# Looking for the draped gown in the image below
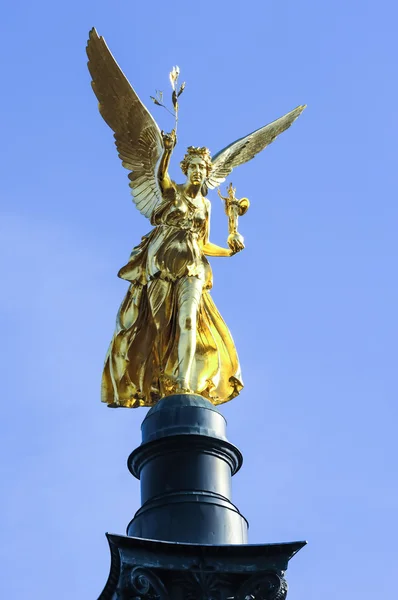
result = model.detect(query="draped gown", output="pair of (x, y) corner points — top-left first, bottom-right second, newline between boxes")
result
(102, 184), (243, 407)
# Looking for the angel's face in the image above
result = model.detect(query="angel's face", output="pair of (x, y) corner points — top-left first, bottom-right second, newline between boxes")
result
(186, 157), (207, 186)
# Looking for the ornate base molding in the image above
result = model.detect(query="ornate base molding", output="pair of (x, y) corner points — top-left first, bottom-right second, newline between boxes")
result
(99, 535), (306, 600)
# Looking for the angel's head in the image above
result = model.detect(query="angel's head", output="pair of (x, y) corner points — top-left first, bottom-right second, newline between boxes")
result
(180, 146), (212, 189)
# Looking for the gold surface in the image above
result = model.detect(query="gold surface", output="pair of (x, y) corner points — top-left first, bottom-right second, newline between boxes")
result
(218, 183), (249, 254)
(86, 28), (306, 408)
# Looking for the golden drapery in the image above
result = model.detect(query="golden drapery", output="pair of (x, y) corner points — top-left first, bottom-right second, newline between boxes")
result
(101, 190), (243, 407)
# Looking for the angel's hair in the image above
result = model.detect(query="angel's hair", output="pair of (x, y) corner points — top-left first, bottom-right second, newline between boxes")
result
(180, 146), (213, 176)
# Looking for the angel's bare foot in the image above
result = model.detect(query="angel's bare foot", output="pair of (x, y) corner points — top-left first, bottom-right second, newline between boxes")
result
(175, 378), (192, 394)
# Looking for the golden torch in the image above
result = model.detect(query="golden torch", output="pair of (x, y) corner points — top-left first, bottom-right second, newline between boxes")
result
(218, 183), (250, 254)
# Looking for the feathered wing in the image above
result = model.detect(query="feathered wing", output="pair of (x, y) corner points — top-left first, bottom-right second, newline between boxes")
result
(86, 28), (164, 218)
(207, 105), (306, 190)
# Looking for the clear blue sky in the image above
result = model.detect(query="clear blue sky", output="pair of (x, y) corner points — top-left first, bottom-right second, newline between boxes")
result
(1, 1), (397, 598)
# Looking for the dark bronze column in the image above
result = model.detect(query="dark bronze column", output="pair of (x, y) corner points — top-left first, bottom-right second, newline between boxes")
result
(98, 394), (306, 599)
(127, 394), (247, 544)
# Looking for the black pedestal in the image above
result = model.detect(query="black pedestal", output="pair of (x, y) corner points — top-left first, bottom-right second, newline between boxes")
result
(98, 395), (306, 599)
(127, 394), (247, 544)
(100, 535), (305, 600)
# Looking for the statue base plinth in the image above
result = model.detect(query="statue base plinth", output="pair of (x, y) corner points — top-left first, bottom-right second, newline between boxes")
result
(127, 394), (247, 544)
(99, 534), (306, 599)
(97, 394), (306, 599)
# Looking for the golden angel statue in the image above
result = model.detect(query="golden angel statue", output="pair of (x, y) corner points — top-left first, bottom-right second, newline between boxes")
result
(86, 28), (305, 408)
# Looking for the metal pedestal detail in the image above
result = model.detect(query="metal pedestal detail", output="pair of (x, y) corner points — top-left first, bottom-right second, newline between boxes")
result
(127, 394), (247, 544)
(100, 535), (305, 600)
(98, 395), (306, 599)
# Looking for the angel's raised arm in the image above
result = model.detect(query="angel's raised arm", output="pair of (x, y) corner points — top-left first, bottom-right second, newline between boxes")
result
(157, 130), (176, 194)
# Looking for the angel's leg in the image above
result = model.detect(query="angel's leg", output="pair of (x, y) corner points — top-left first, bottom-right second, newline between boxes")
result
(176, 276), (203, 391)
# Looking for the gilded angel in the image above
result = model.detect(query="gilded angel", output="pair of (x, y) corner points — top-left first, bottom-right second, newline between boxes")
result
(86, 28), (305, 408)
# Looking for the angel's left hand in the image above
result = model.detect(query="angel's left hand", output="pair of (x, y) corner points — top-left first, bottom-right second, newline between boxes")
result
(228, 232), (245, 254)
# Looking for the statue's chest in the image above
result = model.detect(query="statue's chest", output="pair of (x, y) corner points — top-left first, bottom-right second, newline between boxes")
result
(166, 194), (207, 231)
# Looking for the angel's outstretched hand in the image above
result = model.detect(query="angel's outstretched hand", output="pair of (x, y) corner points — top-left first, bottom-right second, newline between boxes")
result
(228, 232), (245, 255)
(161, 129), (177, 150)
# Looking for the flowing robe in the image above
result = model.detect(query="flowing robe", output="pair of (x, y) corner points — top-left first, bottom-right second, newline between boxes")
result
(102, 186), (243, 407)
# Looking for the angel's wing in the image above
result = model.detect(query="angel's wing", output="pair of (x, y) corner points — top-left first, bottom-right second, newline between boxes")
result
(86, 28), (164, 218)
(206, 105), (306, 190)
